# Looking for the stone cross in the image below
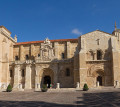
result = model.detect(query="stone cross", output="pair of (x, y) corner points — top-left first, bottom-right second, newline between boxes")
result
(96, 39), (100, 45)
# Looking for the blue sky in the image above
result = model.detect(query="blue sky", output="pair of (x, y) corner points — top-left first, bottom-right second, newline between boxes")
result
(0, 0), (120, 42)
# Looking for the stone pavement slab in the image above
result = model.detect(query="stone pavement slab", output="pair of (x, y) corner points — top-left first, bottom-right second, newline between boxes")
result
(0, 88), (120, 106)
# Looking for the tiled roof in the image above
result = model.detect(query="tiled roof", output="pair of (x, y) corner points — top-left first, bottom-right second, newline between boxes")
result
(15, 38), (78, 45)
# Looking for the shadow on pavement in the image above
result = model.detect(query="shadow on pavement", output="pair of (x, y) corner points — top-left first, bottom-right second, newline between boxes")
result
(76, 91), (120, 107)
(1, 91), (120, 107)
(0, 101), (74, 107)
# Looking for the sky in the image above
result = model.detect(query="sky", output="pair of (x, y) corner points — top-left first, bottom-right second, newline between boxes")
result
(0, 0), (120, 42)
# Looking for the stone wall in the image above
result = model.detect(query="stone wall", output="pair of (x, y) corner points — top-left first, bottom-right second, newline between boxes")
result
(0, 26), (16, 88)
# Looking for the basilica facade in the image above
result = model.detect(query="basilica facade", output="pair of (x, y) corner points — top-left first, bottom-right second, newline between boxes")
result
(0, 25), (120, 91)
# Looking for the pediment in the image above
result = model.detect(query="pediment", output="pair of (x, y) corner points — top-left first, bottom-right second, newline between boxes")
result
(81, 30), (112, 38)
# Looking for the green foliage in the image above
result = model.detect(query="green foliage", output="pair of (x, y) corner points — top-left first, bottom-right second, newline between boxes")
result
(6, 84), (12, 92)
(41, 84), (48, 92)
(83, 83), (89, 91)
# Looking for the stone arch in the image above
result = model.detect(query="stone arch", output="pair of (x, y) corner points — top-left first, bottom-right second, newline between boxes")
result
(92, 69), (105, 86)
(87, 64), (104, 77)
(92, 69), (104, 77)
(39, 68), (54, 88)
(87, 65), (105, 86)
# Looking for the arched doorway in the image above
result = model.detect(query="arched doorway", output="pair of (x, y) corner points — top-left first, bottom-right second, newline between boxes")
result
(97, 76), (102, 86)
(39, 68), (54, 88)
(44, 76), (51, 88)
(92, 69), (104, 87)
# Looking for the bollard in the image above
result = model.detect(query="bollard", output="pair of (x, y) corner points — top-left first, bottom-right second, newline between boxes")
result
(56, 83), (60, 89)
(76, 82), (80, 88)
(96, 81), (99, 87)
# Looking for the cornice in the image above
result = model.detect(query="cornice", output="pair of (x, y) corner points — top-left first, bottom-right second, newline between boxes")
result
(0, 29), (16, 43)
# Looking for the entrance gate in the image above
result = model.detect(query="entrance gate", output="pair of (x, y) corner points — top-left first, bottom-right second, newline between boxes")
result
(44, 76), (51, 88)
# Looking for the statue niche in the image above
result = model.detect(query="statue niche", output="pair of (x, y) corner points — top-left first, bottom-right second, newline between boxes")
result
(40, 38), (55, 61)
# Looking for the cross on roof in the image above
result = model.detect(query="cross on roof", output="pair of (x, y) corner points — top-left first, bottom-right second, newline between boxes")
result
(96, 39), (100, 45)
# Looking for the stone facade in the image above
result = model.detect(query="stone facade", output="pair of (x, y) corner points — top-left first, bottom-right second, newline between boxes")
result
(1, 25), (120, 90)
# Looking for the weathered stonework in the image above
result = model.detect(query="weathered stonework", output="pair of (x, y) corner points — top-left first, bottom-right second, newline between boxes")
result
(1, 25), (120, 91)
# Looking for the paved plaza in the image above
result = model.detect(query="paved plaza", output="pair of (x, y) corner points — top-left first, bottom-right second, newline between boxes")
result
(0, 88), (120, 107)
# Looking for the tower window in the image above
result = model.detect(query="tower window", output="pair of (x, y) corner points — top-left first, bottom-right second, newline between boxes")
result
(15, 56), (19, 61)
(66, 68), (70, 76)
(97, 50), (102, 60)
(10, 70), (13, 77)
(62, 53), (65, 59)
(25, 55), (29, 60)
(22, 69), (25, 77)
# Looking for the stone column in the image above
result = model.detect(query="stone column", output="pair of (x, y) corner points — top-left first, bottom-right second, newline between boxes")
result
(53, 65), (58, 88)
(35, 75), (40, 91)
(31, 44), (35, 59)
(67, 41), (71, 58)
(35, 65), (41, 91)
(54, 42), (59, 59)
(25, 64), (32, 89)
(14, 65), (20, 89)
(20, 45), (24, 61)
(79, 38), (87, 88)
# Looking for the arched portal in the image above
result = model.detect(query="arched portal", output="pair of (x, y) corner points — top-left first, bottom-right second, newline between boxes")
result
(44, 76), (51, 88)
(39, 68), (54, 88)
(92, 69), (104, 86)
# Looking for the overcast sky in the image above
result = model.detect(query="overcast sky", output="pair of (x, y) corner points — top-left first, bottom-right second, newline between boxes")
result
(0, 0), (119, 42)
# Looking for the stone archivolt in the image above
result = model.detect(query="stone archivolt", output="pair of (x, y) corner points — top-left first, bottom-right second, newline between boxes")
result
(87, 64), (104, 77)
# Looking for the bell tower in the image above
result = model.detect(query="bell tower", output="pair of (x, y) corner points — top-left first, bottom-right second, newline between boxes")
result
(112, 21), (120, 41)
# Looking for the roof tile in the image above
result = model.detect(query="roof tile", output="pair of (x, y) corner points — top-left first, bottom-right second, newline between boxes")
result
(15, 38), (78, 45)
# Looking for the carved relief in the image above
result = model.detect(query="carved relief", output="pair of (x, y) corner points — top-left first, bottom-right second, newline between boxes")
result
(36, 38), (55, 61)
(87, 64), (104, 77)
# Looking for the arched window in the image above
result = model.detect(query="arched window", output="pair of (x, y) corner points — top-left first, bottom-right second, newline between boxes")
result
(22, 69), (25, 77)
(62, 53), (65, 59)
(97, 50), (102, 60)
(66, 68), (70, 76)
(10, 70), (13, 77)
(25, 54), (29, 60)
(15, 56), (19, 61)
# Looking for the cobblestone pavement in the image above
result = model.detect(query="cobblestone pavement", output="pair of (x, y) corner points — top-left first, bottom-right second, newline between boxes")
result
(0, 89), (120, 107)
